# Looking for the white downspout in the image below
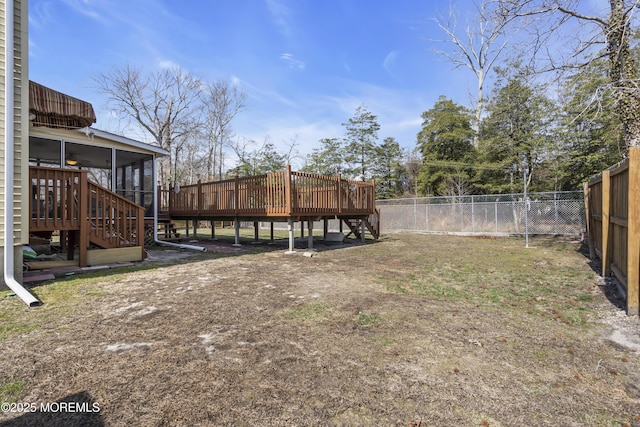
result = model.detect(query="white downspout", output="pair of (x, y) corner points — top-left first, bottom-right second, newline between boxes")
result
(3, 0), (42, 307)
(152, 157), (206, 252)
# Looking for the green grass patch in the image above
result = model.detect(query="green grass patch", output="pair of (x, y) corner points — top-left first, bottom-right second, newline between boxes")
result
(0, 381), (25, 403)
(379, 235), (600, 326)
(356, 312), (382, 326)
(283, 301), (332, 321)
(371, 335), (394, 346)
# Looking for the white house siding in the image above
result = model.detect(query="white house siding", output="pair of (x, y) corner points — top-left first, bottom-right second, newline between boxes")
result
(0, 0), (28, 282)
(16, 0), (29, 246)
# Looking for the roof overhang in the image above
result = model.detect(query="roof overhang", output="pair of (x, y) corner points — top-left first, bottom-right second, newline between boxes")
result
(29, 80), (97, 129)
(76, 127), (169, 157)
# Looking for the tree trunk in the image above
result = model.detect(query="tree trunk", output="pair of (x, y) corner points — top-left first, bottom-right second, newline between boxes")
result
(608, 0), (640, 151)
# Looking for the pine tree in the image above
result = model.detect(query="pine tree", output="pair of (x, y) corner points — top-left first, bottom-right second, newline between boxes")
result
(477, 74), (554, 193)
(416, 97), (475, 196)
(371, 137), (405, 199)
(302, 138), (344, 176)
(342, 104), (380, 181)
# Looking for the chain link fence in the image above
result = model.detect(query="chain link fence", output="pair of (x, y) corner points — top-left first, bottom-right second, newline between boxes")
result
(376, 191), (585, 236)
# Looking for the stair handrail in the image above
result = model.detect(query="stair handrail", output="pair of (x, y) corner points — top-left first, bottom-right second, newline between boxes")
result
(86, 180), (145, 250)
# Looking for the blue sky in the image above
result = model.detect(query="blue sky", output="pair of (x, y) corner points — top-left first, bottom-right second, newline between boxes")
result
(29, 0), (481, 167)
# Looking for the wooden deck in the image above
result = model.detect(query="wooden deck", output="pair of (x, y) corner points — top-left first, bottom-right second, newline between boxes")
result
(28, 166), (379, 265)
(160, 166), (380, 238)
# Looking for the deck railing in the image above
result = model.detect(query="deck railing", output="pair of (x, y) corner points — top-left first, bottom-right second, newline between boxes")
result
(30, 167), (83, 231)
(87, 181), (145, 249)
(163, 166), (376, 218)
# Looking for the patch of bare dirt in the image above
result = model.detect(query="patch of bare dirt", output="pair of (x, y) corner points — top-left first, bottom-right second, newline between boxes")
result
(1, 234), (639, 426)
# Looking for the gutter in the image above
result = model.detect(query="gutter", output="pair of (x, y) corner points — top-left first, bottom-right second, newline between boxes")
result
(151, 159), (206, 253)
(3, 1), (42, 307)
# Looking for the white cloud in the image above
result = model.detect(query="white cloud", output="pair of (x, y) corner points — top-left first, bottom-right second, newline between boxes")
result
(383, 51), (398, 75)
(280, 53), (306, 70)
(61, 0), (108, 23)
(157, 59), (180, 70)
(265, 0), (293, 38)
(230, 75), (242, 87)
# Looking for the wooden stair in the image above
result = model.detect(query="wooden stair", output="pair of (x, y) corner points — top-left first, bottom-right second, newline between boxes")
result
(342, 209), (381, 240)
(88, 222), (134, 249)
(30, 166), (145, 267)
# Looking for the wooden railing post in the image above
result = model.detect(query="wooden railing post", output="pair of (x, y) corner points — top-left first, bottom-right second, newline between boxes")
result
(285, 165), (293, 215)
(234, 174), (240, 215)
(197, 179), (203, 215)
(371, 179), (376, 210)
(137, 205), (145, 252)
(602, 170), (611, 276)
(627, 147), (640, 316)
(78, 171), (89, 267)
(337, 173), (342, 215)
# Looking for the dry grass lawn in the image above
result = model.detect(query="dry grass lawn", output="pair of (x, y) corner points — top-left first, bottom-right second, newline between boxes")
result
(0, 232), (639, 426)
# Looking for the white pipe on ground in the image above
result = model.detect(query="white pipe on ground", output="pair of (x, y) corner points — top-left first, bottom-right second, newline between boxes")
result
(151, 160), (206, 252)
(3, 1), (42, 307)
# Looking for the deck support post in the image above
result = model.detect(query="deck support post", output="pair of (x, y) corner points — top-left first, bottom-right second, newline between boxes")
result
(361, 219), (366, 243)
(270, 222), (274, 241)
(211, 221), (216, 240)
(323, 218), (329, 239)
(253, 221), (259, 242)
(78, 172), (89, 267)
(300, 220), (304, 238)
(233, 218), (241, 246)
(286, 217), (295, 253)
(308, 219), (314, 250)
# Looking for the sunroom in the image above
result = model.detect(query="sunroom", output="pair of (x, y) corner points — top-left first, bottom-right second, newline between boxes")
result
(27, 81), (168, 267)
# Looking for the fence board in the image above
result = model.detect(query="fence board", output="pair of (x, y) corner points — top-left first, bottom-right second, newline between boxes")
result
(585, 146), (640, 316)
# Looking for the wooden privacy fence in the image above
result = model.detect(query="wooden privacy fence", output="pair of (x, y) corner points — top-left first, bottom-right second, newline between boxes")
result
(163, 165), (377, 219)
(584, 147), (640, 316)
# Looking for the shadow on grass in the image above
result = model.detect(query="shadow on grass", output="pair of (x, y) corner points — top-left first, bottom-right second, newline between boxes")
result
(0, 391), (103, 427)
(574, 238), (627, 311)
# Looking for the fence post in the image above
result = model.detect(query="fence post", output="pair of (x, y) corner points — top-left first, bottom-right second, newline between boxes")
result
(627, 147), (640, 316)
(495, 201), (498, 233)
(601, 170), (611, 276)
(583, 182), (595, 259)
(413, 198), (417, 230)
(471, 195), (475, 233)
(554, 191), (559, 235)
(425, 203), (429, 232)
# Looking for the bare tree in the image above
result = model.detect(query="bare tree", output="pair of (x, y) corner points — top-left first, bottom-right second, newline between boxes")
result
(432, 0), (520, 145)
(498, 0), (640, 151)
(444, 167), (472, 198)
(200, 81), (247, 180)
(404, 149), (422, 197)
(94, 65), (203, 186)
(228, 135), (289, 176)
